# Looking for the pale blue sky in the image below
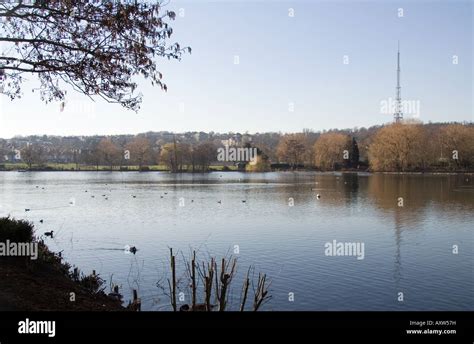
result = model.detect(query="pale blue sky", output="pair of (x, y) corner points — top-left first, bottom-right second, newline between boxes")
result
(0, 0), (472, 138)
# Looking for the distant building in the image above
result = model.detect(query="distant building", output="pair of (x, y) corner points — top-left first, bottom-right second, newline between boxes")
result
(194, 132), (209, 142)
(221, 138), (239, 147)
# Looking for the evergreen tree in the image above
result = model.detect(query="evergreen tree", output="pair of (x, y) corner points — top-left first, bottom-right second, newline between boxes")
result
(350, 137), (360, 168)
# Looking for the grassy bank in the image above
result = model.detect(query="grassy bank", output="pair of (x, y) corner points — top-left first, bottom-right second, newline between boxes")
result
(0, 163), (239, 172)
(1, 162), (473, 173)
(0, 217), (125, 311)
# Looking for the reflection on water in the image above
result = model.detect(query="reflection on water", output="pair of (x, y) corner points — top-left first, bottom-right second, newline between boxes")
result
(0, 172), (472, 310)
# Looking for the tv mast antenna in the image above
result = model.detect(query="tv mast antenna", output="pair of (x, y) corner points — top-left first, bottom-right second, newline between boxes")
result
(394, 41), (403, 123)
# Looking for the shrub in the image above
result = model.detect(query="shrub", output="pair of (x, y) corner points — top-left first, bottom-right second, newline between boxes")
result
(0, 217), (35, 243)
(79, 272), (106, 294)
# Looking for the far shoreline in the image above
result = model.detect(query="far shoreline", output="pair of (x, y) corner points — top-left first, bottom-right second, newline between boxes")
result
(0, 168), (473, 175)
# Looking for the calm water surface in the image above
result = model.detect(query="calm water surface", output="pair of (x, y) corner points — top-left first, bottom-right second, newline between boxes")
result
(0, 172), (472, 311)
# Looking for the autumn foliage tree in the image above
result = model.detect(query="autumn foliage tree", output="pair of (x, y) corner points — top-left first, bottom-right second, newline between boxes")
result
(0, 1), (189, 111)
(160, 142), (190, 172)
(313, 133), (351, 170)
(246, 150), (271, 172)
(368, 122), (426, 172)
(439, 124), (474, 169)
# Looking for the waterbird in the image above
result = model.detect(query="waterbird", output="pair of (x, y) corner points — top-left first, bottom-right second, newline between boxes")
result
(218, 200), (221, 204)
(160, 196), (164, 199)
(242, 200), (246, 203)
(91, 195), (95, 198)
(129, 246), (137, 254)
(164, 192), (168, 195)
(44, 231), (54, 238)
(316, 194), (321, 199)
(25, 208), (31, 212)
(39, 219), (43, 223)
(132, 195), (136, 198)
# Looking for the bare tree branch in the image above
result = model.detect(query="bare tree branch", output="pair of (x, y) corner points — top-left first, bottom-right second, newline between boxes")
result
(0, 0), (190, 111)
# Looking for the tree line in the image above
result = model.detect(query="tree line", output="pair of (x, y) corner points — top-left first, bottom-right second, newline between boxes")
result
(0, 122), (472, 172)
(274, 122), (473, 171)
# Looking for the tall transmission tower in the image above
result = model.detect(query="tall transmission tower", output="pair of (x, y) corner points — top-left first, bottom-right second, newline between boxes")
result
(394, 41), (403, 123)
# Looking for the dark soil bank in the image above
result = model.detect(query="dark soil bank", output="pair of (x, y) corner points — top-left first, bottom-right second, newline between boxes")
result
(0, 260), (124, 311)
(0, 218), (125, 311)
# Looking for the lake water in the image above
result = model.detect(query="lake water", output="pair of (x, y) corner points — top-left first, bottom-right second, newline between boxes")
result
(0, 171), (472, 311)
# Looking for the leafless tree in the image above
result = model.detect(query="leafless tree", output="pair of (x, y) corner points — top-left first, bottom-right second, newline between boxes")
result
(21, 143), (44, 168)
(126, 136), (153, 170)
(96, 138), (121, 170)
(277, 133), (309, 169)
